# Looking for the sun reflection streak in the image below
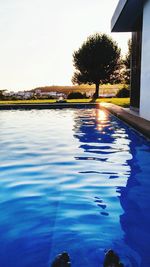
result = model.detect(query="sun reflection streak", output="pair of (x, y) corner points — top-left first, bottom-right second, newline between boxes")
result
(96, 108), (108, 131)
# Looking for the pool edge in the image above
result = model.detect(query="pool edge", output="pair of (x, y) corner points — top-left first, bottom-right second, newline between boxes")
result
(0, 103), (96, 110)
(101, 103), (150, 140)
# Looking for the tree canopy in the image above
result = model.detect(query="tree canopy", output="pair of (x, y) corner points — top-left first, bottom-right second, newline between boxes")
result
(72, 33), (121, 98)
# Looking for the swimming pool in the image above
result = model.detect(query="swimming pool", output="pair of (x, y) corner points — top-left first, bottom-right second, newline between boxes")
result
(0, 108), (150, 267)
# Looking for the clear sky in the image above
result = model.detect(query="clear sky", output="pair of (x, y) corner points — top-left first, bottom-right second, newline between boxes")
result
(0, 0), (130, 91)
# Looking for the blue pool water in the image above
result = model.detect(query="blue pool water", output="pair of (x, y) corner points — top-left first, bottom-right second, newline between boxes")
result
(0, 108), (150, 267)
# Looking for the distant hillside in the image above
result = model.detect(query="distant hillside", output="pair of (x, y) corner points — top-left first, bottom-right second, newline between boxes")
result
(31, 84), (122, 96)
(31, 85), (94, 94)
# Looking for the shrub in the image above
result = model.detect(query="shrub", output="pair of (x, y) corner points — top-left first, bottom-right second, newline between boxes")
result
(116, 87), (130, 98)
(67, 92), (87, 99)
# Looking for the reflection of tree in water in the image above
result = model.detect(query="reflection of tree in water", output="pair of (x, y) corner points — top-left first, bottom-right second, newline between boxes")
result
(73, 108), (116, 156)
(73, 108), (131, 170)
(118, 132), (150, 266)
(73, 108), (150, 266)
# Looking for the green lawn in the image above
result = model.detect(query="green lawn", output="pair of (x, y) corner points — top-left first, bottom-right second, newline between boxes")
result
(0, 99), (55, 104)
(0, 98), (130, 107)
(96, 98), (130, 107)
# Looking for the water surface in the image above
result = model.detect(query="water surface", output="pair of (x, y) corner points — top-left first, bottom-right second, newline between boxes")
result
(0, 108), (150, 267)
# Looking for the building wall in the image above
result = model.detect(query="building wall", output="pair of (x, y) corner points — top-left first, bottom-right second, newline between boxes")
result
(140, 0), (150, 121)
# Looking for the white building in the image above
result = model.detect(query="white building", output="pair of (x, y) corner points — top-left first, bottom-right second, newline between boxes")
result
(3, 91), (15, 97)
(111, 0), (150, 121)
(17, 91), (34, 99)
(33, 89), (67, 99)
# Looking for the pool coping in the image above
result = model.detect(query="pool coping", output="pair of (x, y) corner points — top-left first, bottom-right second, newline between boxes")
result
(100, 103), (150, 139)
(0, 103), (96, 110)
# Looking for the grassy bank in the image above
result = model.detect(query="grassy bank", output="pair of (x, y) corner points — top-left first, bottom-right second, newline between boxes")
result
(67, 98), (130, 107)
(96, 98), (130, 107)
(0, 98), (130, 107)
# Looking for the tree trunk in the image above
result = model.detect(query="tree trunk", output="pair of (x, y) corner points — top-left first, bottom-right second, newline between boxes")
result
(91, 83), (100, 102)
(95, 83), (100, 98)
(92, 83), (100, 100)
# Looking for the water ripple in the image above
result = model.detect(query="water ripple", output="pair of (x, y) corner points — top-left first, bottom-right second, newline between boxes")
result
(0, 109), (150, 267)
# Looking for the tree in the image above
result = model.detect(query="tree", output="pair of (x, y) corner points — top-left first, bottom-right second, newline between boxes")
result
(123, 39), (132, 85)
(67, 92), (87, 99)
(72, 33), (121, 99)
(0, 90), (6, 100)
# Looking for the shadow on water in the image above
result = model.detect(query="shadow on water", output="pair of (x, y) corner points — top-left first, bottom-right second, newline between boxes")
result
(118, 132), (150, 266)
(73, 108), (150, 266)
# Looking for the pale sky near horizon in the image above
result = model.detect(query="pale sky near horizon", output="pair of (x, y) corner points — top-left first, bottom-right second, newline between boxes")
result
(0, 0), (131, 91)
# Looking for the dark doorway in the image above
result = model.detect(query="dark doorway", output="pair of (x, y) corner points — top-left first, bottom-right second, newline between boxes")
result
(130, 16), (143, 109)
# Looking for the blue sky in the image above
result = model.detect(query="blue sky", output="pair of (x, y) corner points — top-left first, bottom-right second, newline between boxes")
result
(0, 0), (130, 91)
